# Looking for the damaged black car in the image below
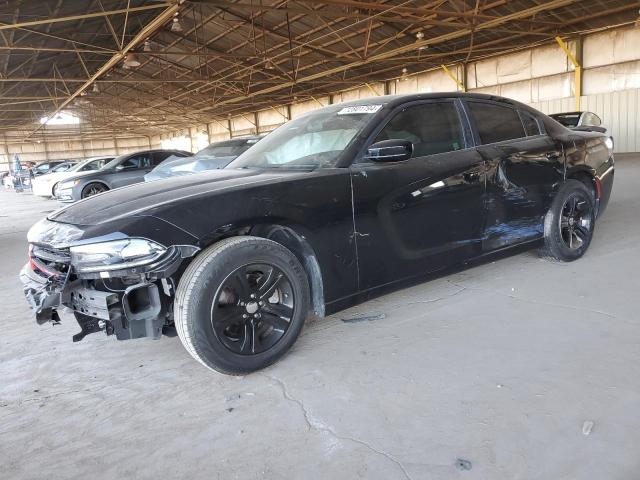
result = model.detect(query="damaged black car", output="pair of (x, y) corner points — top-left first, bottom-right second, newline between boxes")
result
(21, 93), (615, 375)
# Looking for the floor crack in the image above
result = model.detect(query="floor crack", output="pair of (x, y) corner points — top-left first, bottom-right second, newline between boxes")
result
(447, 280), (618, 319)
(263, 374), (413, 480)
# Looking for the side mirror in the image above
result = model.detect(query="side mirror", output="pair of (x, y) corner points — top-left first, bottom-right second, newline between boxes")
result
(365, 139), (413, 162)
(115, 164), (135, 171)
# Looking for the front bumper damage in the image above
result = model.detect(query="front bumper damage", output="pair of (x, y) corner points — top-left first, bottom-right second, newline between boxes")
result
(21, 244), (197, 342)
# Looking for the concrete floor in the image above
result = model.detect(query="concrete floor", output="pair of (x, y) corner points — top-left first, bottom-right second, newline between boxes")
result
(1, 158), (639, 480)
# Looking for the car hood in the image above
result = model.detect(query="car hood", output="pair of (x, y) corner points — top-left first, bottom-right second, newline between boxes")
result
(49, 168), (307, 226)
(60, 169), (113, 185)
(33, 170), (94, 184)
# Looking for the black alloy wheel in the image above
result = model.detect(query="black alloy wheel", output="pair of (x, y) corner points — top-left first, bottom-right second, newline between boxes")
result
(82, 183), (107, 198)
(559, 193), (593, 251)
(174, 236), (310, 374)
(212, 263), (295, 355)
(542, 179), (595, 261)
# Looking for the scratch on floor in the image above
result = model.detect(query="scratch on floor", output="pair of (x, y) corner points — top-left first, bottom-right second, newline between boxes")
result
(447, 280), (619, 320)
(357, 286), (468, 317)
(263, 374), (413, 480)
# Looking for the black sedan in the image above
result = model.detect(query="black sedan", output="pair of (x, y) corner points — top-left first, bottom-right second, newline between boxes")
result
(54, 149), (190, 202)
(21, 93), (614, 375)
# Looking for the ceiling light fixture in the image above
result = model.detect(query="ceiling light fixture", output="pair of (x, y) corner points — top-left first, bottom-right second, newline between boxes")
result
(171, 17), (183, 33)
(415, 32), (429, 51)
(123, 53), (141, 68)
(264, 59), (275, 70)
(401, 67), (409, 80)
(92, 83), (100, 94)
(143, 40), (152, 52)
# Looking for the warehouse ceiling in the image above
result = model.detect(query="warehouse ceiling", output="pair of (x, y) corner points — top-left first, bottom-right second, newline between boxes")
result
(1, 0), (639, 141)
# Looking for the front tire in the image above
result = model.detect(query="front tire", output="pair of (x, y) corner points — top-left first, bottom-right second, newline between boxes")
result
(81, 182), (108, 199)
(174, 236), (310, 375)
(541, 179), (595, 261)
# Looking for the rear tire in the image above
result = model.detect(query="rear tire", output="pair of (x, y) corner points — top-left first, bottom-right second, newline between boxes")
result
(175, 236), (310, 375)
(541, 179), (595, 261)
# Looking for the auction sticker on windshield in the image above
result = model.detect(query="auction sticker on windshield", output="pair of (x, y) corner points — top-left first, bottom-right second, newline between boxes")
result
(337, 105), (382, 115)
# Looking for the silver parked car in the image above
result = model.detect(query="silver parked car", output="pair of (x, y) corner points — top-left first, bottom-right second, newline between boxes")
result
(144, 136), (262, 182)
(55, 149), (190, 202)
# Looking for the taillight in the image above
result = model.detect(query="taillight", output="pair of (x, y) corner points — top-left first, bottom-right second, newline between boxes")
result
(594, 177), (603, 200)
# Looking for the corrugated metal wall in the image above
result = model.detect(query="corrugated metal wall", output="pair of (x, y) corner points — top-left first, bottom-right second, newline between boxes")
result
(531, 88), (640, 153)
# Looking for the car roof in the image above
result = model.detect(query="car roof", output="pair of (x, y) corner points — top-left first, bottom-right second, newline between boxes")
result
(332, 92), (531, 109)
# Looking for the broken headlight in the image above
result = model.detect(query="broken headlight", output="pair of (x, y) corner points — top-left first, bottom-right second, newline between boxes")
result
(70, 238), (166, 273)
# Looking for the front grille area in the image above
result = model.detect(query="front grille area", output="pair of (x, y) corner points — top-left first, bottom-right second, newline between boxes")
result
(30, 244), (71, 278)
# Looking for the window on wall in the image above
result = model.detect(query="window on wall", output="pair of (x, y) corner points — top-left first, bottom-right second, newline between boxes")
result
(467, 101), (526, 144)
(374, 101), (464, 157)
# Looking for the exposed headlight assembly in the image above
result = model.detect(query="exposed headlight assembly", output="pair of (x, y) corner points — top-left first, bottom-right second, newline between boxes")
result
(27, 218), (84, 248)
(70, 238), (167, 273)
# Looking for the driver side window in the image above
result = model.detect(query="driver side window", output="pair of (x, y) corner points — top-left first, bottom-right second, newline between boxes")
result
(374, 102), (464, 158)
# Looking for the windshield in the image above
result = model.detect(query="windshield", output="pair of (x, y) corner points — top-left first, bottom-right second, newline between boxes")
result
(195, 139), (258, 160)
(551, 113), (581, 127)
(72, 157), (111, 172)
(51, 162), (72, 172)
(33, 164), (51, 173)
(227, 106), (378, 169)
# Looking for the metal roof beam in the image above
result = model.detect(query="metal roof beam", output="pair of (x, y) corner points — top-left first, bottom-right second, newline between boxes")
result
(0, 4), (172, 31)
(24, 2), (183, 140)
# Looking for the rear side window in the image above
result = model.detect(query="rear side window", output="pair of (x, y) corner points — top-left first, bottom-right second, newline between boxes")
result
(152, 151), (172, 166)
(519, 110), (541, 136)
(374, 101), (464, 157)
(121, 153), (152, 169)
(468, 102), (525, 144)
(80, 158), (108, 171)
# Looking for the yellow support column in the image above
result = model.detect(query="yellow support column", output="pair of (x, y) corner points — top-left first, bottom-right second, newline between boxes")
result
(441, 64), (466, 92)
(555, 36), (581, 110)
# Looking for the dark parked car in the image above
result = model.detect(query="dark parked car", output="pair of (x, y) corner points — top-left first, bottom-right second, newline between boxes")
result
(54, 149), (191, 202)
(21, 93), (614, 375)
(145, 136), (262, 182)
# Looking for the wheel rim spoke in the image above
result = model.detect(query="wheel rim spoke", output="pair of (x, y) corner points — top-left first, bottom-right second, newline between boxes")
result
(239, 322), (255, 354)
(262, 303), (293, 321)
(258, 268), (284, 300)
(227, 267), (252, 299)
(261, 314), (290, 333)
(574, 225), (588, 241)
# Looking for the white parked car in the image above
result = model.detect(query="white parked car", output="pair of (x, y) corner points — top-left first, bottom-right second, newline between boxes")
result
(31, 156), (113, 197)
